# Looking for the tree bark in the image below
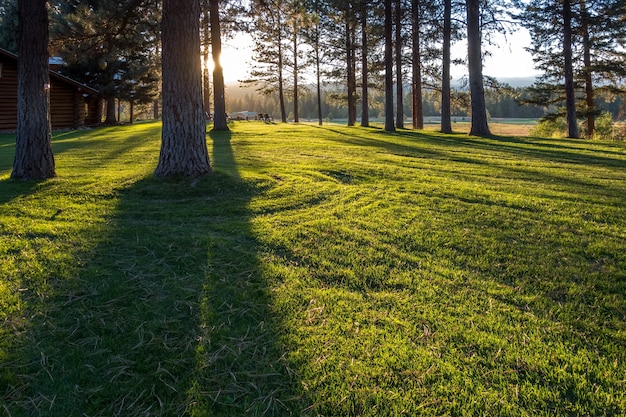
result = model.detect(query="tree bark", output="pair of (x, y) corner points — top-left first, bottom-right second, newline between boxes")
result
(292, 18), (300, 123)
(466, 0), (490, 136)
(277, 32), (287, 123)
(441, 0), (452, 133)
(384, 0), (395, 131)
(314, 14), (323, 126)
(210, 0), (229, 131)
(581, 0), (594, 138)
(411, 0), (423, 129)
(12, 0), (55, 180)
(563, 0), (579, 138)
(395, 0), (404, 128)
(345, 17), (357, 126)
(202, 0), (212, 118)
(360, 9), (369, 127)
(105, 97), (117, 125)
(155, 0), (211, 178)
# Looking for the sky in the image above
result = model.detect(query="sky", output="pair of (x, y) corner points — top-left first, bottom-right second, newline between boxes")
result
(217, 28), (538, 84)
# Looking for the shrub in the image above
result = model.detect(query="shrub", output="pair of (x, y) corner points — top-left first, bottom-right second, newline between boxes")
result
(530, 117), (567, 138)
(593, 112), (615, 140)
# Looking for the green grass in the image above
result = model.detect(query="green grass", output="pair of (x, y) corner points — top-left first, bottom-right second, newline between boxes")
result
(1, 121), (625, 416)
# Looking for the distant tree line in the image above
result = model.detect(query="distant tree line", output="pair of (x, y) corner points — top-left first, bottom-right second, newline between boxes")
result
(226, 82), (626, 122)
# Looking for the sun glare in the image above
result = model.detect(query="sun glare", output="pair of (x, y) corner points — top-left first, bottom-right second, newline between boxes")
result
(204, 34), (253, 84)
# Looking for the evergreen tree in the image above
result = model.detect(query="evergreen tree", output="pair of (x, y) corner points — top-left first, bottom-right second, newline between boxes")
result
(245, 0), (289, 122)
(0, 0), (18, 52)
(517, 0), (626, 138)
(50, 0), (160, 125)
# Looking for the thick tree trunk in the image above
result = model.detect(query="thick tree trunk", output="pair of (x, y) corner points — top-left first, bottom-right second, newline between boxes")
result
(563, 0), (579, 138)
(155, 0), (211, 178)
(384, 0), (395, 132)
(395, 0), (404, 129)
(466, 0), (490, 136)
(441, 0), (452, 133)
(210, 0), (229, 131)
(361, 11), (369, 127)
(105, 97), (117, 125)
(202, 0), (211, 118)
(411, 0), (423, 129)
(12, 0), (55, 180)
(581, 0), (594, 138)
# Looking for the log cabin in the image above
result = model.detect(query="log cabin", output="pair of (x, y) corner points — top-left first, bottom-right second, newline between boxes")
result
(0, 48), (100, 132)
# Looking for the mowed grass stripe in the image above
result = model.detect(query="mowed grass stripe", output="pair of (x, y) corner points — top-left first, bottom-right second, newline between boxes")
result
(1, 121), (625, 416)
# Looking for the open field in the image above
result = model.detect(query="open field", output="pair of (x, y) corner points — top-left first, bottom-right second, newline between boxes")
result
(1, 121), (625, 416)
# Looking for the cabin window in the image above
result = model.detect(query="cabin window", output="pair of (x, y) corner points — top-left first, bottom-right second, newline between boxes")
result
(0, 63), (3, 78)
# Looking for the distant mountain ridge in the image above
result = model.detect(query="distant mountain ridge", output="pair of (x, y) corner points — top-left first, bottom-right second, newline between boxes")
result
(496, 76), (539, 87)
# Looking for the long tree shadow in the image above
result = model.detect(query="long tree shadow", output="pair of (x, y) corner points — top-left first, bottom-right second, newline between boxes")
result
(1, 130), (298, 415)
(184, 130), (300, 415)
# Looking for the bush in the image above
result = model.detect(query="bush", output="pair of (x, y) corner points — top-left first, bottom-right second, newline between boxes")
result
(530, 117), (567, 138)
(593, 112), (615, 140)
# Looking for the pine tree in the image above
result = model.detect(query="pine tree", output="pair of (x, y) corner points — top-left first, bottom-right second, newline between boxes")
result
(51, 0), (160, 125)
(517, 0), (626, 138)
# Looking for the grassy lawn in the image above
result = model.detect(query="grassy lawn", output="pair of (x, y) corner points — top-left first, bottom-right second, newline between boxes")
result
(1, 121), (625, 416)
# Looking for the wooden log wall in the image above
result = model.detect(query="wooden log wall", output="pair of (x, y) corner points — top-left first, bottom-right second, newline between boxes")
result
(0, 53), (99, 131)
(0, 56), (19, 131)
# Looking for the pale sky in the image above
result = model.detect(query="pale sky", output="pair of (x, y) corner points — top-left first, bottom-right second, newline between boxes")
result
(218, 28), (538, 84)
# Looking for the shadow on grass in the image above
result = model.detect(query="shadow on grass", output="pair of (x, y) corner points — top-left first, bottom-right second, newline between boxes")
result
(1, 131), (299, 415)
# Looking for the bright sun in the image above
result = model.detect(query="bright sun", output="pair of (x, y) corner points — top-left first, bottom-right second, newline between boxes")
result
(205, 34), (253, 84)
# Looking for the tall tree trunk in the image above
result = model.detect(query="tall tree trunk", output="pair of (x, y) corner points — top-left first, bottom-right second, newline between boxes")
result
(441, 0), (452, 133)
(466, 0), (490, 136)
(313, 0), (323, 126)
(314, 19), (323, 125)
(210, 0), (229, 131)
(293, 20), (299, 123)
(411, 0), (423, 129)
(563, 0), (579, 138)
(277, 32), (287, 123)
(155, 0), (210, 177)
(361, 9), (369, 127)
(581, 0), (594, 138)
(395, 0), (404, 128)
(105, 96), (117, 125)
(202, 0), (211, 118)
(346, 18), (357, 126)
(384, 0), (395, 131)
(12, 0), (54, 179)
